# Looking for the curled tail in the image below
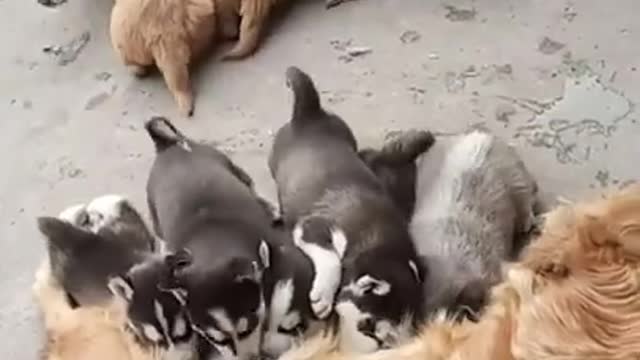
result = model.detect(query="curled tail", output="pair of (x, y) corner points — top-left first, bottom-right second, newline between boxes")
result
(144, 116), (189, 152)
(285, 66), (323, 122)
(360, 130), (436, 166)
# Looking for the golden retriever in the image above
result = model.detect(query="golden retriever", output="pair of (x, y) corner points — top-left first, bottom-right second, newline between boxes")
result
(33, 259), (171, 360)
(110, 0), (284, 116)
(277, 183), (640, 360)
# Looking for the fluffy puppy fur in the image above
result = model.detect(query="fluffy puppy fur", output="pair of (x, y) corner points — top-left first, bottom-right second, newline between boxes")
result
(361, 131), (538, 319)
(36, 195), (155, 308)
(33, 259), (162, 360)
(276, 183), (640, 360)
(110, 0), (285, 116)
(269, 67), (425, 353)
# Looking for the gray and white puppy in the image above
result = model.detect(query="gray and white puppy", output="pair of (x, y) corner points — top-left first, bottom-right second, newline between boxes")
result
(37, 194), (155, 308)
(108, 116), (275, 360)
(361, 130), (538, 320)
(269, 67), (426, 353)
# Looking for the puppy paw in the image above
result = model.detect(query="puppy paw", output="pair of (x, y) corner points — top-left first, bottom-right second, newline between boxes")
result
(310, 287), (334, 320)
(308, 254), (341, 319)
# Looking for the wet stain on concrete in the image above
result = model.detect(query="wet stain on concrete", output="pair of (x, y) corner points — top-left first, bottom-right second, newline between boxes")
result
(512, 57), (635, 164)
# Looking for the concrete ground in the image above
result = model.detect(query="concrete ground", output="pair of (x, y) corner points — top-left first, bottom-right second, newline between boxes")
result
(1, 0), (639, 357)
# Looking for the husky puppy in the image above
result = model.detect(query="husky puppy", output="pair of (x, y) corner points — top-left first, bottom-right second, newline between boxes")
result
(109, 116), (317, 360)
(361, 130), (538, 320)
(36, 194), (155, 308)
(268, 67), (425, 353)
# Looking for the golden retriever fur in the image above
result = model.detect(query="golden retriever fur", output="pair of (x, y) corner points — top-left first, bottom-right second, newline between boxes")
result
(277, 183), (640, 360)
(33, 260), (172, 360)
(110, 0), (283, 116)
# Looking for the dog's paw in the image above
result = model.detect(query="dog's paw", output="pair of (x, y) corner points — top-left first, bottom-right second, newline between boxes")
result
(309, 254), (341, 319)
(127, 64), (149, 78)
(310, 287), (335, 320)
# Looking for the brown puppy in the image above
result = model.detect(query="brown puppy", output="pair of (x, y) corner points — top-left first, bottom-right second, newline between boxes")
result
(276, 183), (640, 360)
(110, 0), (284, 117)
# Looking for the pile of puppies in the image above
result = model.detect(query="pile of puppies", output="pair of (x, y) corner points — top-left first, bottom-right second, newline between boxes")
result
(33, 67), (544, 360)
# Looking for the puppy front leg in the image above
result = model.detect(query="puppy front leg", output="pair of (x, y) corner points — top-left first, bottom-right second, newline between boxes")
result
(293, 217), (346, 319)
(154, 46), (194, 117)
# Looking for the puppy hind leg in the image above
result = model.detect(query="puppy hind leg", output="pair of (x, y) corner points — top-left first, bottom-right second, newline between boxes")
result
(153, 45), (194, 117)
(293, 217), (345, 320)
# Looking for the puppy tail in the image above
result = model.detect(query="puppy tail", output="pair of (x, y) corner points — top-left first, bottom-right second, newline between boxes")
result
(286, 66), (323, 123)
(361, 130), (436, 165)
(144, 116), (187, 152)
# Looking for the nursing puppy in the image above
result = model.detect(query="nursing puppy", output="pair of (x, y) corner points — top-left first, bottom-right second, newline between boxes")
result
(36, 195), (155, 308)
(278, 183), (640, 360)
(269, 67), (425, 353)
(110, 116), (318, 360)
(361, 130), (538, 319)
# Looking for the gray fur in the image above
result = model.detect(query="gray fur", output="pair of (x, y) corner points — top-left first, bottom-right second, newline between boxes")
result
(411, 131), (538, 318)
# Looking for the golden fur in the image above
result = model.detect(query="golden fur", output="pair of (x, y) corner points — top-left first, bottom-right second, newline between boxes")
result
(33, 260), (170, 360)
(277, 183), (640, 360)
(110, 0), (283, 116)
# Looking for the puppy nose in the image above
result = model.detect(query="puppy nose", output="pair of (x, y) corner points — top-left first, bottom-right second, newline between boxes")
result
(357, 318), (376, 334)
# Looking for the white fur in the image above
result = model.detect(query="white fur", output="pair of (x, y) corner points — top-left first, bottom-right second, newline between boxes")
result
(335, 301), (377, 353)
(343, 275), (391, 297)
(207, 300), (265, 360)
(259, 240), (270, 269)
(263, 279), (296, 356)
(408, 260), (421, 283)
(142, 323), (163, 343)
(154, 300), (172, 345)
(331, 228), (348, 259)
(85, 194), (127, 232)
(173, 315), (188, 338)
(107, 277), (134, 302)
(293, 224), (341, 319)
(58, 203), (87, 224)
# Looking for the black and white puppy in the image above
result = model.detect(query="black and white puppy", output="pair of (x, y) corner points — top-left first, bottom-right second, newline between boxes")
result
(268, 67), (425, 353)
(361, 130), (538, 320)
(37, 194), (155, 308)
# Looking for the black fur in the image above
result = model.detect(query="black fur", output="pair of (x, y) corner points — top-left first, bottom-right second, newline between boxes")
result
(269, 67), (425, 348)
(37, 198), (154, 307)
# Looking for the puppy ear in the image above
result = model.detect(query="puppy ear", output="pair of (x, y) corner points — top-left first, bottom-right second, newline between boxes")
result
(230, 258), (261, 284)
(108, 275), (134, 302)
(408, 259), (425, 284)
(259, 240), (270, 269)
(356, 275), (391, 296)
(37, 216), (95, 252)
(159, 249), (192, 292)
(165, 249), (193, 271)
(357, 148), (381, 165)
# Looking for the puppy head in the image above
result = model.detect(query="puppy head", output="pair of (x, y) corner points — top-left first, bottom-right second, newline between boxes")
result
(160, 244), (271, 360)
(359, 130), (435, 218)
(335, 252), (424, 353)
(108, 257), (194, 356)
(38, 195), (155, 306)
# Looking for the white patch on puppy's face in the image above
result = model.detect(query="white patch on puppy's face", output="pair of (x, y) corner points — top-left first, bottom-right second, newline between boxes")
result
(58, 204), (87, 224)
(335, 301), (378, 353)
(343, 275), (391, 297)
(85, 194), (127, 232)
(197, 301), (266, 360)
(263, 279), (305, 357)
(293, 224), (341, 319)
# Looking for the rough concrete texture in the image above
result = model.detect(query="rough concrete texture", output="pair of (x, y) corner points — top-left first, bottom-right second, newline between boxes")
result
(1, 0), (639, 357)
